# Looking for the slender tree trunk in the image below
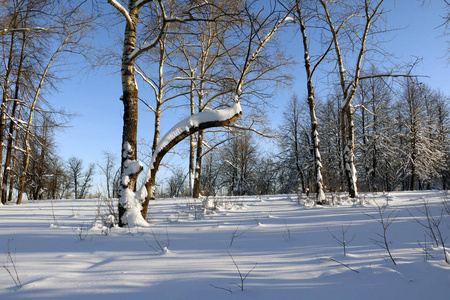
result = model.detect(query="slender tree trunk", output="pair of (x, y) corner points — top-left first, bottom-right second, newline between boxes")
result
(7, 120), (20, 202)
(297, 5), (325, 202)
(189, 79), (196, 196)
(192, 130), (204, 198)
(3, 31), (26, 202)
(341, 107), (358, 198)
(193, 78), (205, 198)
(0, 31), (16, 204)
(17, 33), (69, 204)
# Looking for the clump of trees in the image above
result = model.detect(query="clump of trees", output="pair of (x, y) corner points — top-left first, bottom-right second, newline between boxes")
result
(0, 1), (448, 227)
(0, 0), (95, 203)
(159, 77), (449, 198)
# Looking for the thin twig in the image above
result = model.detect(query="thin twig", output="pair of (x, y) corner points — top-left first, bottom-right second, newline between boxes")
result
(227, 251), (257, 291)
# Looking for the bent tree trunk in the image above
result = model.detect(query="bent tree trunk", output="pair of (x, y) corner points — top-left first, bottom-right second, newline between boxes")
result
(139, 102), (242, 219)
(114, 4), (293, 226)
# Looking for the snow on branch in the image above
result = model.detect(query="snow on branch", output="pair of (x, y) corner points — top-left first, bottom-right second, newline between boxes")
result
(133, 0), (153, 10)
(143, 102), (242, 183)
(108, 0), (133, 27)
(0, 27), (53, 35)
(128, 37), (159, 62)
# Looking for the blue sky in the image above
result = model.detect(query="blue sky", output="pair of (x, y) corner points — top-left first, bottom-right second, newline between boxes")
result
(51, 0), (449, 192)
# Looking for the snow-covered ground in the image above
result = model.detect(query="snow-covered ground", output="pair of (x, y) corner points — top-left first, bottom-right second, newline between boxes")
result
(1, 191), (449, 299)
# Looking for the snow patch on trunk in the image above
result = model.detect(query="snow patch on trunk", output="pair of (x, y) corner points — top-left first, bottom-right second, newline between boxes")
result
(120, 188), (149, 227)
(122, 159), (143, 186)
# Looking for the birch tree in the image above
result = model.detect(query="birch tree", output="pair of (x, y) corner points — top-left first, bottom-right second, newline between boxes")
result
(108, 0), (293, 226)
(289, 0), (330, 202)
(319, 0), (385, 198)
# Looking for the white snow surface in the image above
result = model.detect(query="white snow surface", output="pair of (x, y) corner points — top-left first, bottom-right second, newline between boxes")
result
(1, 191), (450, 299)
(145, 102), (242, 182)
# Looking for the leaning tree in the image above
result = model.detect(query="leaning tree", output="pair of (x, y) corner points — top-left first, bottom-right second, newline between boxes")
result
(108, 0), (294, 226)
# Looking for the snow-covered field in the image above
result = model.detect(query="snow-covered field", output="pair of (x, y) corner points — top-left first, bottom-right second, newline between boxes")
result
(1, 191), (450, 299)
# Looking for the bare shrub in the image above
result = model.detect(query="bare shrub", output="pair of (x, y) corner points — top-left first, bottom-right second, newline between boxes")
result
(365, 200), (398, 265)
(3, 239), (22, 288)
(327, 222), (355, 256)
(144, 228), (170, 253)
(228, 251), (257, 291)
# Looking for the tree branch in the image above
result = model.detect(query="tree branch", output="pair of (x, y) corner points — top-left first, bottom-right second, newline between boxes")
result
(107, 0), (134, 28)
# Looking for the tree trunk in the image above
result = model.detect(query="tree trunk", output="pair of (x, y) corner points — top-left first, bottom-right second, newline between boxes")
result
(192, 130), (204, 198)
(141, 102), (242, 219)
(297, 6), (326, 203)
(193, 78), (205, 198)
(7, 125), (20, 202)
(118, 3), (143, 226)
(189, 79), (196, 196)
(341, 107), (358, 198)
(0, 31), (16, 204)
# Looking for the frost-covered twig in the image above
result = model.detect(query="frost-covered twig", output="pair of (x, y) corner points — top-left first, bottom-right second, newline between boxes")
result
(50, 201), (59, 227)
(408, 199), (441, 247)
(417, 235), (434, 262)
(73, 223), (89, 241)
(209, 284), (233, 294)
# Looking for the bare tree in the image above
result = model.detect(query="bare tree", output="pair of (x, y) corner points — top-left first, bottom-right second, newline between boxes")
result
(79, 163), (95, 199)
(319, 0), (385, 198)
(278, 94), (309, 194)
(98, 151), (116, 198)
(219, 131), (258, 196)
(398, 79), (446, 190)
(67, 157), (95, 199)
(167, 167), (187, 197)
(354, 68), (396, 192)
(67, 157), (83, 199)
(292, 0), (327, 203)
(108, 0), (294, 226)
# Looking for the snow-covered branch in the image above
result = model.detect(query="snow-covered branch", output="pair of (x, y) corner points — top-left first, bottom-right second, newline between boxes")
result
(133, 0), (153, 10)
(108, 0), (134, 27)
(128, 36), (160, 62)
(0, 27), (54, 35)
(144, 101), (242, 183)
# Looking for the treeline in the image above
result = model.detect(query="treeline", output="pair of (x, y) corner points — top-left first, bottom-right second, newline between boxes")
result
(162, 76), (449, 198)
(1, 1), (449, 206)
